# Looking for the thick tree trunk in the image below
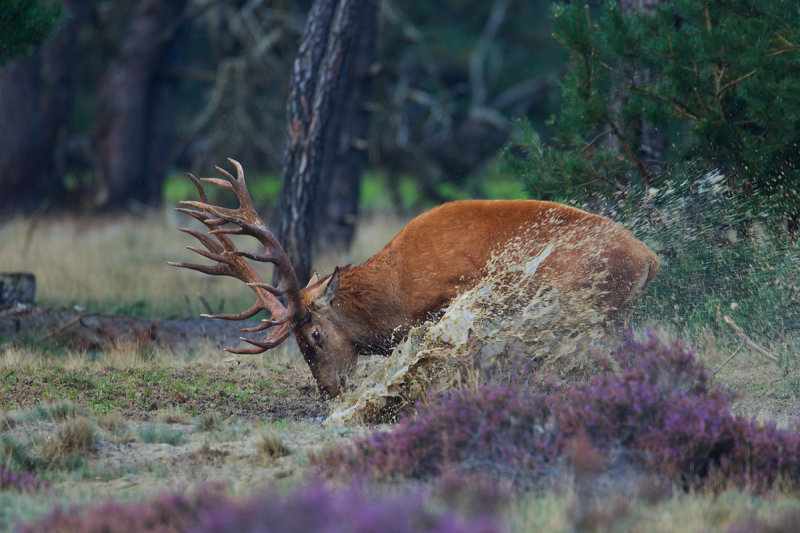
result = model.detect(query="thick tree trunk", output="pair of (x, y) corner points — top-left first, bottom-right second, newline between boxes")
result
(93, 0), (187, 210)
(0, 55), (44, 212)
(277, 0), (378, 284)
(0, 0), (91, 213)
(314, 0), (377, 252)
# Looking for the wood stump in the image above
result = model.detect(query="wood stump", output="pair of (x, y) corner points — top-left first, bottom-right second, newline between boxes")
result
(0, 273), (36, 309)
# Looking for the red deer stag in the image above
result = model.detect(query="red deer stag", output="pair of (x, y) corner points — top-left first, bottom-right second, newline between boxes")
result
(170, 159), (658, 399)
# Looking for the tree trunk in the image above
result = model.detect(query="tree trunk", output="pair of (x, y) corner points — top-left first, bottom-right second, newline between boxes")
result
(277, 0), (378, 285)
(314, 0), (377, 252)
(0, 0), (92, 213)
(92, 0), (188, 210)
(0, 55), (44, 212)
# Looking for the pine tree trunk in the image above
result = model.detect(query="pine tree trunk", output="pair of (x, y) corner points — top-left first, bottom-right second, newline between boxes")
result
(92, 0), (187, 210)
(314, 0), (377, 252)
(0, 55), (44, 212)
(277, 0), (378, 284)
(0, 0), (92, 213)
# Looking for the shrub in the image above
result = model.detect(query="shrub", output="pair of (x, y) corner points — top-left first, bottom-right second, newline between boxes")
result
(318, 384), (557, 485)
(18, 484), (228, 533)
(557, 332), (800, 491)
(0, 467), (46, 492)
(611, 174), (800, 339)
(138, 424), (185, 446)
(193, 483), (500, 533)
(20, 483), (501, 533)
(318, 332), (800, 493)
(505, 0), (800, 218)
(44, 417), (95, 469)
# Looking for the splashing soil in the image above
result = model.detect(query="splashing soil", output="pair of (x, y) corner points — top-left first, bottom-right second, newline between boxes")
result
(329, 217), (652, 425)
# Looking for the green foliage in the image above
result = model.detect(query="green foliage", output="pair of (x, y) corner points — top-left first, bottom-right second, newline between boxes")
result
(137, 424), (185, 446)
(606, 171), (800, 339)
(163, 172), (282, 214)
(0, 0), (64, 65)
(507, 0), (800, 214)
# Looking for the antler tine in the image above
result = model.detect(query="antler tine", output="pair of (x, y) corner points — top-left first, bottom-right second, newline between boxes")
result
(185, 173), (210, 204)
(178, 227), (223, 254)
(171, 159), (305, 356)
(200, 301), (264, 321)
(238, 325), (292, 350)
(167, 260), (229, 277)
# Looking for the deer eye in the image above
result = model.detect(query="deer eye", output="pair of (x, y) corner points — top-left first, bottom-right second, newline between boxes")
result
(312, 329), (321, 344)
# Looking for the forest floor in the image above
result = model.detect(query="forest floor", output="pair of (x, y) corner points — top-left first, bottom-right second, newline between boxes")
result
(1, 303), (796, 532)
(1, 212), (798, 531)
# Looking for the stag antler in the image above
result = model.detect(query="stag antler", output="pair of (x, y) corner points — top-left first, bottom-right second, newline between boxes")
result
(168, 158), (304, 354)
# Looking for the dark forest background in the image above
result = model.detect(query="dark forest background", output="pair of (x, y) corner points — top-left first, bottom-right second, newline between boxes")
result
(2, 0), (799, 288)
(0, 0), (563, 212)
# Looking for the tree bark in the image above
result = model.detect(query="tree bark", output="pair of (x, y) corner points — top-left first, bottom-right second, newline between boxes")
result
(0, 0), (92, 213)
(277, 0), (378, 284)
(314, 0), (377, 252)
(92, 0), (188, 210)
(0, 55), (43, 212)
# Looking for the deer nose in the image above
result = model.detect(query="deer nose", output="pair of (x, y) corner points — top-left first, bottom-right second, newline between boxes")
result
(318, 382), (339, 400)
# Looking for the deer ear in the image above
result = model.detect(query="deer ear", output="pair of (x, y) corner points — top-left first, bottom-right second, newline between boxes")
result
(306, 270), (320, 288)
(321, 267), (340, 306)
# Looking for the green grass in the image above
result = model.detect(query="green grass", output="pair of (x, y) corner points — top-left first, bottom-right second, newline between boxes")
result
(137, 424), (186, 446)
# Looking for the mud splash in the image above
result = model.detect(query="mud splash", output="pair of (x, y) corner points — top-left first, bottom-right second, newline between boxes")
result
(328, 220), (630, 425)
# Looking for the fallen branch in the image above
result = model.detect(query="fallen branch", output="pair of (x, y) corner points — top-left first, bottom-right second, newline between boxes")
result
(722, 315), (779, 362)
(41, 312), (98, 341)
(712, 341), (744, 377)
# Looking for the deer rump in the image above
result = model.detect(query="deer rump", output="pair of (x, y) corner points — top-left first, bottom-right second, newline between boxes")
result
(172, 160), (658, 399)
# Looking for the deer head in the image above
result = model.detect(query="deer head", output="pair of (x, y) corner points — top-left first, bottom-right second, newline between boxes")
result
(168, 159), (354, 399)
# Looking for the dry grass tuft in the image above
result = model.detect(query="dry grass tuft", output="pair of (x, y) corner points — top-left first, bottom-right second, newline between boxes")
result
(0, 412), (17, 430)
(196, 412), (222, 432)
(44, 417), (95, 466)
(155, 408), (191, 425)
(0, 210), (407, 319)
(257, 429), (291, 460)
(96, 412), (125, 432)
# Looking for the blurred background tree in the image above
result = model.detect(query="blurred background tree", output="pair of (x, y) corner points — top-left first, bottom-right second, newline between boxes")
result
(3, 0), (798, 247)
(0, 0), (63, 65)
(0, 0), (66, 211)
(0, 0), (563, 217)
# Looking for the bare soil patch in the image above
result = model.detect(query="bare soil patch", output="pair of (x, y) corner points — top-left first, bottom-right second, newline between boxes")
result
(0, 304), (264, 353)
(0, 365), (326, 421)
(0, 305), (327, 421)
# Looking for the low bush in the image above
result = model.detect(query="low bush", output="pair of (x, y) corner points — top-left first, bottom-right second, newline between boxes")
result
(137, 424), (185, 446)
(318, 332), (800, 493)
(20, 482), (501, 533)
(558, 333), (800, 491)
(44, 418), (96, 469)
(0, 467), (47, 492)
(18, 484), (228, 533)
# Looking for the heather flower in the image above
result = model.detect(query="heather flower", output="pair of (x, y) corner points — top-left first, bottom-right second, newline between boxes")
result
(21, 482), (500, 533)
(192, 483), (500, 533)
(0, 467), (47, 492)
(319, 384), (557, 484)
(319, 331), (800, 493)
(18, 484), (229, 533)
